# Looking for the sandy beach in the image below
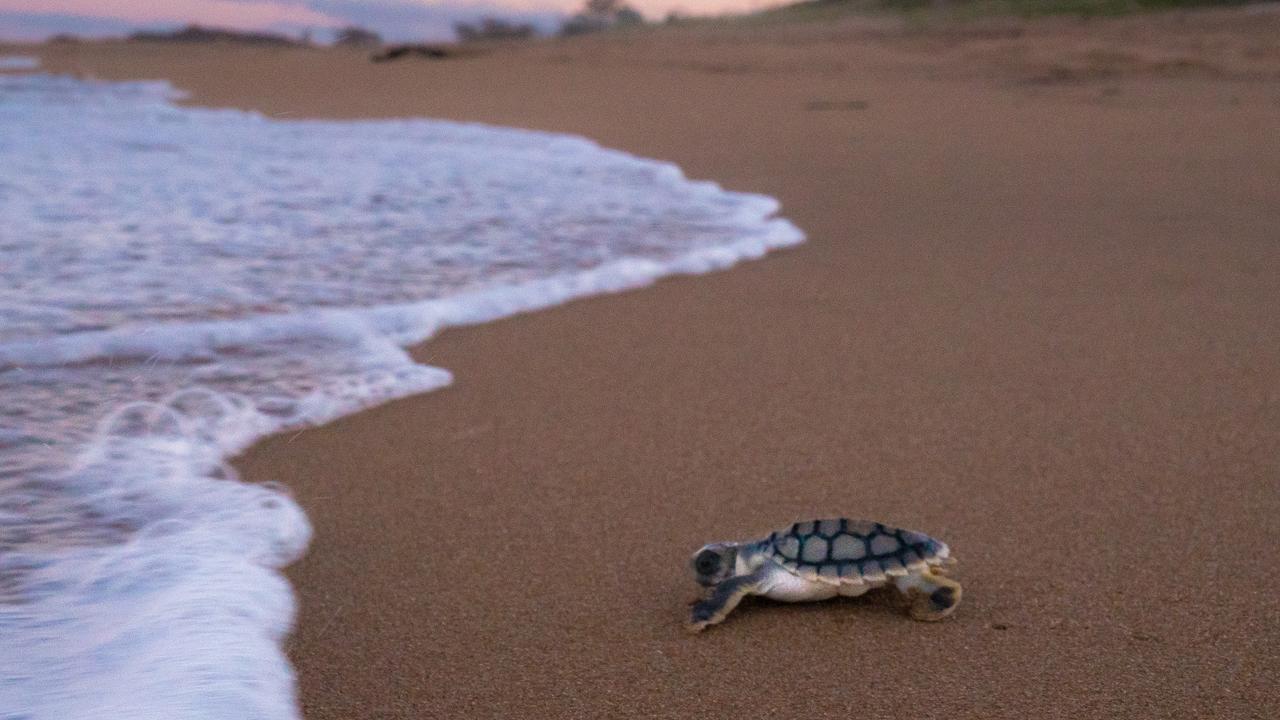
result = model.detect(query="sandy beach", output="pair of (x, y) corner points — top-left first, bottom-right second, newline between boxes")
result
(24, 8), (1280, 717)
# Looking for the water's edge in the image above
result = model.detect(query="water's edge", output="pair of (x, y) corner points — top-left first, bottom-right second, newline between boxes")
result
(1, 63), (804, 720)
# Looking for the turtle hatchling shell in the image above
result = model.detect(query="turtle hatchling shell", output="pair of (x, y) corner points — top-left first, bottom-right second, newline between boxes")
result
(762, 518), (950, 585)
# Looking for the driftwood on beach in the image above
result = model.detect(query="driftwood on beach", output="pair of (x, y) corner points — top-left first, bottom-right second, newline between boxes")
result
(369, 44), (457, 62)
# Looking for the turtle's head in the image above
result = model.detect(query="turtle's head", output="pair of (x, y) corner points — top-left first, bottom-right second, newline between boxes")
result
(690, 542), (740, 587)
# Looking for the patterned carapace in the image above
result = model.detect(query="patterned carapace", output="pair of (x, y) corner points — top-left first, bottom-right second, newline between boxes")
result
(760, 518), (948, 584)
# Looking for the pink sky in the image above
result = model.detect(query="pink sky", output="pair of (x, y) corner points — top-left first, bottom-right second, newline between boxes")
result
(3, 0), (339, 30)
(0, 0), (782, 40)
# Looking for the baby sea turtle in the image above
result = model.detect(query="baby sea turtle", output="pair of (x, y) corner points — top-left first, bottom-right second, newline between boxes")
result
(687, 518), (961, 631)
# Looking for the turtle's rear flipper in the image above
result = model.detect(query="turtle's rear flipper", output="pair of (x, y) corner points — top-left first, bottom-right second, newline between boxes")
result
(894, 570), (962, 622)
(687, 569), (768, 632)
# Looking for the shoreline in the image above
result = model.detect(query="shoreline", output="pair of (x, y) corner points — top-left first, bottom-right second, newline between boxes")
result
(27, 10), (1280, 718)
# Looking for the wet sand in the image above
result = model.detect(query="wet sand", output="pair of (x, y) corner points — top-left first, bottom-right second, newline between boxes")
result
(28, 8), (1280, 717)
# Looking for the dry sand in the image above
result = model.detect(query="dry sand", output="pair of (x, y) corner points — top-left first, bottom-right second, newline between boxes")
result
(26, 8), (1280, 718)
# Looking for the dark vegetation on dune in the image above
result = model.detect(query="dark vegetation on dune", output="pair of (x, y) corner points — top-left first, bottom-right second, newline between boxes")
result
(333, 26), (382, 48)
(127, 25), (302, 46)
(94, 0), (1268, 54)
(777, 0), (1263, 19)
(454, 18), (538, 42)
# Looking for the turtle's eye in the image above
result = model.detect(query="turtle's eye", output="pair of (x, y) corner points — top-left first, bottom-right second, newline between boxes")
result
(695, 550), (721, 576)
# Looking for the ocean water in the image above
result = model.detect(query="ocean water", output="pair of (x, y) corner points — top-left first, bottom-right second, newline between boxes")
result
(0, 66), (803, 718)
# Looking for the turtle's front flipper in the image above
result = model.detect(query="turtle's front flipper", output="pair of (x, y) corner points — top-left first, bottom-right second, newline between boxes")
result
(687, 569), (768, 632)
(894, 569), (962, 621)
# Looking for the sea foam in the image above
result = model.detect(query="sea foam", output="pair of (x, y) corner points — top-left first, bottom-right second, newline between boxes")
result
(0, 55), (40, 70)
(0, 71), (803, 719)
